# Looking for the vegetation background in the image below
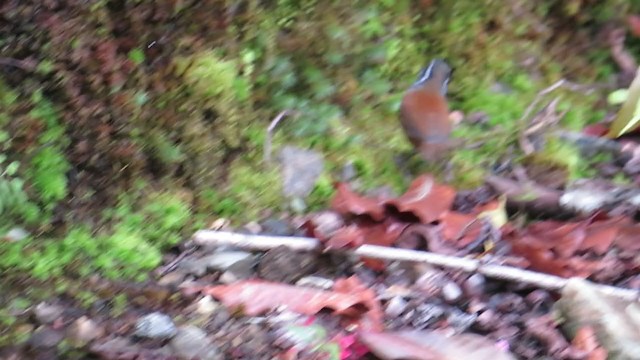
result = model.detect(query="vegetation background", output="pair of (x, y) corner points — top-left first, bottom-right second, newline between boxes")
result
(1, 0), (639, 338)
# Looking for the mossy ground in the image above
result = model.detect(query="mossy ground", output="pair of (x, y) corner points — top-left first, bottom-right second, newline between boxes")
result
(1, 1), (639, 337)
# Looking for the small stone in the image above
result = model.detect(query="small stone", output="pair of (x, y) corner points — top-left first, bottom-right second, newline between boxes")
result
(89, 337), (139, 357)
(178, 259), (207, 277)
(447, 309), (477, 333)
(278, 146), (324, 199)
(241, 221), (262, 235)
(67, 316), (104, 347)
(27, 327), (64, 349)
(203, 251), (254, 272)
(307, 211), (344, 240)
(4, 227), (29, 242)
(260, 219), (293, 236)
(448, 110), (464, 125)
(33, 302), (64, 325)
(341, 161), (357, 182)
(414, 268), (446, 297)
(385, 296), (408, 318)
(170, 326), (221, 360)
(409, 303), (446, 329)
(289, 197), (307, 213)
(196, 296), (219, 315)
(442, 281), (463, 304)
(158, 271), (186, 287)
(295, 276), (334, 290)
(560, 188), (612, 214)
(463, 274), (486, 297)
(134, 312), (177, 339)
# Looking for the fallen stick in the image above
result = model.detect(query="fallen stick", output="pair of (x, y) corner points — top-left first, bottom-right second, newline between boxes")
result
(192, 230), (640, 302)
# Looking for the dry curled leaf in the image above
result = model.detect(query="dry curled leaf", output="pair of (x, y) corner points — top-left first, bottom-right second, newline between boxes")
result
(331, 183), (386, 221)
(386, 175), (456, 223)
(193, 277), (383, 331)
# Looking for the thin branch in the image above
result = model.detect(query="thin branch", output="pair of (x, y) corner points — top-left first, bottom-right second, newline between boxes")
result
(263, 110), (298, 164)
(192, 230), (640, 302)
(518, 79), (567, 127)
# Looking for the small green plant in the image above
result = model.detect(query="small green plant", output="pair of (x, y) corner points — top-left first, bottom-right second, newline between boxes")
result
(0, 189), (192, 281)
(25, 91), (71, 211)
(0, 138), (40, 227)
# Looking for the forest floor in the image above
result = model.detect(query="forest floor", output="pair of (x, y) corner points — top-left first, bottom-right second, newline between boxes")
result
(3, 3), (640, 360)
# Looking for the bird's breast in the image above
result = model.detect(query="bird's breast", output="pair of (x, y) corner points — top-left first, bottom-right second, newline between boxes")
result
(399, 89), (451, 146)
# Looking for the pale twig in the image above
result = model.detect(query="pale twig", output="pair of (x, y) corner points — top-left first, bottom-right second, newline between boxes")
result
(192, 230), (640, 302)
(517, 79), (592, 155)
(264, 110), (298, 164)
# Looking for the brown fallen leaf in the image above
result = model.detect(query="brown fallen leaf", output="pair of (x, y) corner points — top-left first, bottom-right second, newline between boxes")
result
(195, 276), (383, 331)
(358, 330), (516, 360)
(386, 175), (456, 224)
(440, 211), (483, 248)
(331, 182), (386, 221)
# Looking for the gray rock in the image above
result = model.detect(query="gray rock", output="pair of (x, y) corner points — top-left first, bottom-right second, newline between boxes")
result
(158, 271), (187, 286)
(67, 316), (104, 347)
(134, 312), (177, 339)
(33, 302), (63, 325)
(4, 227), (29, 242)
(296, 276), (334, 290)
(178, 258), (207, 277)
(169, 326), (221, 360)
(27, 327), (64, 349)
(385, 296), (408, 318)
(260, 218), (293, 236)
(202, 251), (254, 272)
(442, 281), (463, 304)
(278, 146), (324, 198)
(90, 337), (140, 357)
(463, 274), (486, 297)
(178, 252), (255, 277)
(555, 278), (640, 359)
(195, 295), (219, 315)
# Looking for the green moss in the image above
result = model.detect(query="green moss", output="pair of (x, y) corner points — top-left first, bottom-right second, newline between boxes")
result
(0, 189), (192, 281)
(223, 160), (283, 219)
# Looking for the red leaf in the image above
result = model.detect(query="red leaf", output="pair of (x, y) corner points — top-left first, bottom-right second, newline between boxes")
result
(198, 277), (383, 331)
(331, 183), (386, 221)
(628, 15), (640, 37)
(386, 175), (456, 223)
(325, 218), (409, 249)
(582, 216), (628, 254)
(582, 123), (609, 137)
(614, 224), (640, 251)
(440, 211), (483, 247)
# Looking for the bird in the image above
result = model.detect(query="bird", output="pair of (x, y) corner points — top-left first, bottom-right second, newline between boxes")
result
(399, 59), (453, 162)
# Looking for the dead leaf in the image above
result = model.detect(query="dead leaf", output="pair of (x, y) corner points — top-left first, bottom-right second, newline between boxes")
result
(196, 277), (383, 331)
(331, 183), (386, 221)
(628, 15), (640, 37)
(607, 66), (640, 138)
(386, 175), (456, 223)
(613, 224), (640, 251)
(358, 330), (516, 360)
(440, 211), (483, 248)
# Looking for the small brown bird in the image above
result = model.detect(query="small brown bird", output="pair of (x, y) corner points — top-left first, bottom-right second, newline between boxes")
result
(399, 59), (453, 161)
